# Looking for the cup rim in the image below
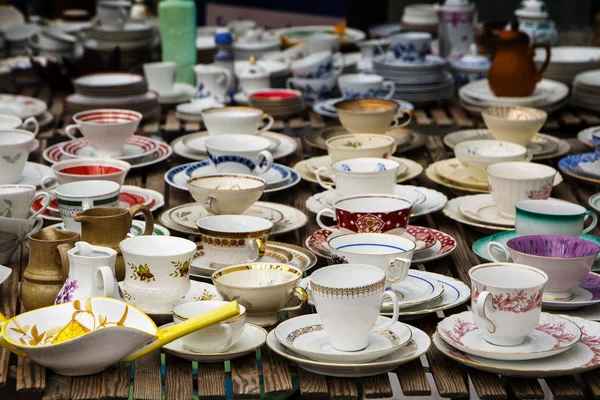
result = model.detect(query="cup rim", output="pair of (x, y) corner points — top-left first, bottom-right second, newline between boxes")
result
(325, 134), (395, 149)
(331, 157), (400, 174)
(52, 158), (131, 177)
(310, 263), (385, 290)
(506, 235), (600, 260)
(481, 105), (548, 122)
(486, 162), (556, 180)
(327, 232), (417, 255)
(72, 109), (142, 126)
(515, 199), (585, 217)
(469, 262), (548, 289)
(201, 106), (263, 117)
(211, 263), (303, 289)
(119, 236), (197, 257)
(186, 174), (266, 191)
(334, 193), (412, 211)
(54, 180), (121, 198)
(196, 215), (273, 236)
(0, 129), (35, 145)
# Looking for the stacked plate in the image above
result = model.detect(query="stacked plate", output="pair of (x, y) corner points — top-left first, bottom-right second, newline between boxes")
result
(234, 59), (291, 88)
(373, 54), (453, 103)
(85, 23), (156, 66)
(248, 89), (305, 118)
(196, 26), (218, 64)
(459, 79), (569, 113)
(535, 46), (600, 85)
(572, 69), (600, 112)
(559, 151), (600, 186)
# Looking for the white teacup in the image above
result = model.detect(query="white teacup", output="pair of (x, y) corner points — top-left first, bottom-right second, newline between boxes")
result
(54, 180), (121, 233)
(338, 73), (395, 100)
(316, 157), (400, 197)
(202, 107), (274, 136)
(120, 236), (196, 313)
(204, 134), (273, 175)
(469, 263), (547, 346)
(193, 64), (233, 103)
(187, 174), (266, 215)
(143, 61), (176, 93)
(0, 216), (43, 264)
(0, 130), (35, 184)
(487, 162), (557, 218)
(455, 140), (532, 180)
(0, 185), (50, 219)
(515, 199), (598, 237)
(307, 34), (340, 54)
(196, 215), (273, 266)
(310, 264), (400, 351)
(97, 0), (131, 29)
(327, 233), (415, 284)
(174, 301), (246, 353)
(0, 114), (39, 136)
(290, 50), (343, 79)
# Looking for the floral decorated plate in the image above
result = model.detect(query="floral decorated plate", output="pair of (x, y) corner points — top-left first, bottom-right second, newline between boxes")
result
(559, 153), (600, 184)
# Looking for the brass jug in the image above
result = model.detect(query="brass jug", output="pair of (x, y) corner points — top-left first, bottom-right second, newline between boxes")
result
(21, 229), (80, 311)
(74, 205), (154, 280)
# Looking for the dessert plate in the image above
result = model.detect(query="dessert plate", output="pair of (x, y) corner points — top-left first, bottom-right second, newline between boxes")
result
(435, 158), (488, 189)
(542, 272), (600, 310)
(437, 311), (581, 361)
(60, 136), (159, 161)
(391, 271), (444, 309)
(443, 196), (516, 233)
(184, 160), (290, 187)
(458, 194), (515, 227)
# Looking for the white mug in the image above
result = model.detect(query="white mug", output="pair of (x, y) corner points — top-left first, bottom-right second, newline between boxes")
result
(143, 61), (176, 93)
(0, 130), (35, 184)
(338, 73), (395, 100)
(201, 107), (274, 136)
(193, 64), (233, 102)
(0, 114), (39, 137)
(0, 184), (50, 219)
(204, 134), (273, 175)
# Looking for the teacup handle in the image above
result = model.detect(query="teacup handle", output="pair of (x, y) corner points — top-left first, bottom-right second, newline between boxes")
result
(315, 167), (335, 191)
(22, 117), (39, 137)
(95, 266), (118, 298)
(373, 290), (399, 331)
(583, 211), (598, 234)
(256, 114), (274, 134)
(29, 191), (51, 219)
(316, 208), (338, 232)
(524, 150), (533, 162)
(387, 257), (411, 283)
(64, 124), (79, 140)
(55, 243), (74, 281)
(395, 109), (412, 128)
(278, 287), (309, 313)
(248, 238), (266, 261)
(128, 204), (154, 236)
(331, 52), (344, 76)
(473, 290), (496, 334)
(381, 81), (395, 100)
(40, 175), (57, 192)
(254, 151), (273, 174)
(217, 70), (233, 93)
(487, 241), (511, 263)
(204, 196), (217, 214)
(216, 324), (234, 352)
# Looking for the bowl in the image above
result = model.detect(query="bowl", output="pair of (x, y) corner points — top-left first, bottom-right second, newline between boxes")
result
(335, 99), (399, 133)
(48, 158), (131, 186)
(187, 174), (266, 215)
(481, 106), (547, 146)
(454, 140), (530, 179)
(325, 134), (396, 162)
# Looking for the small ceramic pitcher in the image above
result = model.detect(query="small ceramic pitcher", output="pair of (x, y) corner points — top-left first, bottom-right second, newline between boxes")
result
(193, 64), (233, 102)
(55, 242), (123, 304)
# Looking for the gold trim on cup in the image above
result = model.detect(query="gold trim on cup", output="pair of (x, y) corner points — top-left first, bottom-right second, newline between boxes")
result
(311, 279), (385, 299)
(198, 227), (271, 239)
(212, 263), (302, 281)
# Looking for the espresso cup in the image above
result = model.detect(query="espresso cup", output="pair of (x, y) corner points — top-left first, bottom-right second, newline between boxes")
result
(338, 73), (395, 100)
(310, 264), (399, 351)
(54, 180), (120, 233)
(174, 301), (246, 353)
(204, 134), (273, 175)
(0, 114), (39, 136)
(196, 215), (273, 266)
(316, 158), (400, 198)
(120, 236), (196, 313)
(469, 263), (547, 346)
(487, 162), (556, 218)
(202, 107), (274, 136)
(143, 61), (176, 93)
(389, 32), (432, 63)
(97, 0), (131, 29)
(515, 199), (598, 237)
(0, 130), (35, 184)
(0, 185), (50, 219)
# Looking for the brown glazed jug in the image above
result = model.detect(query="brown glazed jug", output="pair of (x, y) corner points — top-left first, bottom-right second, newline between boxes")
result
(488, 22), (551, 97)
(73, 205), (154, 280)
(21, 228), (80, 311)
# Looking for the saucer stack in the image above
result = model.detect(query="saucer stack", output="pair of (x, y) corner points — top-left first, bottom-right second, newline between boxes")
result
(535, 47), (600, 85)
(85, 23), (156, 66)
(571, 69), (600, 112)
(249, 89), (305, 118)
(196, 26), (218, 64)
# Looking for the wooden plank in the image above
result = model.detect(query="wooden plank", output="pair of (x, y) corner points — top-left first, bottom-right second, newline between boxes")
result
(576, 110), (600, 125)
(507, 378), (545, 400)
(230, 353), (261, 398)
(544, 118), (560, 130)
(16, 301), (46, 393)
(361, 374), (393, 399)
(42, 373), (72, 400)
(327, 377), (358, 400)
(395, 359), (431, 396)
(164, 110), (180, 133)
(297, 368), (329, 397)
(289, 117), (306, 129)
(100, 362), (131, 400)
(448, 106), (474, 128)
(308, 111), (325, 129)
(164, 354), (193, 400)
(430, 108), (453, 126)
(260, 346), (293, 396)
(468, 368), (507, 400)
(196, 363), (226, 399)
(184, 121), (201, 132)
(545, 376), (584, 400)
(413, 109), (432, 126)
(271, 120), (285, 130)
(70, 374), (102, 400)
(559, 111), (582, 126)
(133, 351), (162, 400)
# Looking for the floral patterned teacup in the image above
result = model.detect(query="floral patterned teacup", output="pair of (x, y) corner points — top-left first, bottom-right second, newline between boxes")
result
(337, 73), (395, 100)
(469, 262), (548, 346)
(389, 32), (432, 63)
(120, 236), (196, 313)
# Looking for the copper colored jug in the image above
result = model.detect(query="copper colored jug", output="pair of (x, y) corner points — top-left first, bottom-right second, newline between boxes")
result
(488, 23), (551, 97)
(21, 229), (80, 311)
(73, 205), (154, 280)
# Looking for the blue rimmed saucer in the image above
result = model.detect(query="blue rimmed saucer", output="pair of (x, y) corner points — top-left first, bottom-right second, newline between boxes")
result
(558, 153), (600, 185)
(183, 160), (290, 186)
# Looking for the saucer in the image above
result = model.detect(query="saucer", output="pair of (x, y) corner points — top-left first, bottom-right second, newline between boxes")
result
(183, 160), (290, 187)
(167, 202), (284, 230)
(391, 271), (444, 309)
(158, 83), (196, 105)
(542, 272), (600, 310)
(274, 314), (412, 363)
(182, 131), (281, 154)
(161, 322), (267, 362)
(444, 130), (561, 158)
(577, 126), (598, 148)
(46, 220), (170, 236)
(18, 162), (55, 187)
(60, 136), (159, 161)
(374, 54), (447, 69)
(559, 153), (600, 184)
(443, 196), (513, 232)
(437, 311), (581, 361)
(317, 186), (425, 208)
(305, 157), (409, 182)
(312, 97), (414, 119)
(434, 158), (487, 190)
(458, 194), (515, 227)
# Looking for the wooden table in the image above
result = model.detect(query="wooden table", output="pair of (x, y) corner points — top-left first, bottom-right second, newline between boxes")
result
(2, 86), (600, 399)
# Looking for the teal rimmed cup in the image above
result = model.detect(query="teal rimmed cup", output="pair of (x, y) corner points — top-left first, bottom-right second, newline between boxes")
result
(515, 199), (598, 237)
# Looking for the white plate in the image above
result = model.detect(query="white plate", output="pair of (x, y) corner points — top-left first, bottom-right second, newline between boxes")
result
(459, 79), (564, 106)
(73, 72), (144, 88)
(312, 97), (414, 119)
(46, 220), (170, 237)
(0, 264), (12, 286)
(183, 161), (290, 187)
(443, 196), (512, 233)
(0, 94), (47, 119)
(274, 314), (412, 363)
(458, 194), (515, 227)
(444, 130), (561, 158)
(18, 162), (55, 187)
(391, 271), (444, 309)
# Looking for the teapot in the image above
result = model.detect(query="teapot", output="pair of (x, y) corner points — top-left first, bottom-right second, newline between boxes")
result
(488, 21), (550, 97)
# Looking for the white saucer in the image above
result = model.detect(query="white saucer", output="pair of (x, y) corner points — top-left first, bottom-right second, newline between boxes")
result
(458, 194), (515, 227)
(543, 285), (600, 310)
(437, 311), (581, 361)
(183, 160), (290, 187)
(176, 98), (224, 115)
(161, 322), (267, 362)
(391, 271), (444, 309)
(274, 314), (412, 363)
(19, 162), (56, 187)
(317, 185), (425, 208)
(158, 83), (196, 105)
(183, 131), (280, 154)
(167, 202), (284, 230)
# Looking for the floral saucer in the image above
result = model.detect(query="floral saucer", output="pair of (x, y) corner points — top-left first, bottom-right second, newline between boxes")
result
(437, 311), (581, 361)
(559, 153), (600, 184)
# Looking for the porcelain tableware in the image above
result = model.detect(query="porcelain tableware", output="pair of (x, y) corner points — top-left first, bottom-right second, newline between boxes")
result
(290, 50), (343, 78)
(187, 174), (266, 215)
(0, 216), (43, 265)
(120, 236), (196, 313)
(325, 134), (396, 162)
(307, 34), (340, 54)
(469, 262), (547, 346)
(42, 158), (131, 188)
(335, 98), (411, 134)
(455, 140), (532, 180)
(389, 32), (432, 63)
(0, 114), (39, 136)
(193, 64), (233, 103)
(174, 301), (246, 353)
(310, 264), (399, 351)
(337, 73), (395, 100)
(316, 158), (400, 197)
(458, 194), (516, 226)
(0, 129), (35, 184)
(204, 134), (273, 175)
(516, 199), (597, 237)
(143, 62), (176, 93)
(0, 184), (49, 219)
(286, 76), (337, 104)
(97, 0), (131, 29)
(481, 106), (548, 147)
(212, 263), (308, 326)
(487, 162), (556, 218)
(201, 107), (274, 136)
(0, 297), (239, 376)
(64, 109), (142, 157)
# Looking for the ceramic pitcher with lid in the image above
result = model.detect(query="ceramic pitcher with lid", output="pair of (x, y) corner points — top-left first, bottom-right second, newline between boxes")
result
(73, 205), (154, 281)
(55, 241), (123, 304)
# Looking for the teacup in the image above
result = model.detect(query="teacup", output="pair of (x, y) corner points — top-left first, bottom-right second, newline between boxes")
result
(0, 216), (43, 264)
(326, 134), (397, 162)
(290, 50), (343, 79)
(97, 0), (131, 29)
(204, 134), (273, 175)
(469, 263), (547, 346)
(516, 199), (598, 237)
(307, 34), (340, 54)
(338, 73), (395, 100)
(316, 158), (400, 197)
(389, 32), (432, 63)
(54, 180), (121, 233)
(317, 194), (412, 235)
(0, 185), (50, 219)
(487, 162), (556, 218)
(196, 215), (273, 266)
(65, 109), (142, 157)
(143, 61), (176, 93)
(174, 301), (246, 353)
(310, 264), (399, 351)
(193, 65), (233, 103)
(335, 99), (411, 134)
(201, 107), (274, 136)
(286, 76), (337, 104)
(488, 236), (600, 301)
(120, 236), (196, 313)
(455, 140), (532, 180)
(327, 233), (415, 284)
(0, 114), (39, 136)
(42, 158), (131, 189)
(212, 263), (308, 326)
(0, 130), (35, 184)
(481, 106), (547, 147)
(187, 174), (266, 215)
